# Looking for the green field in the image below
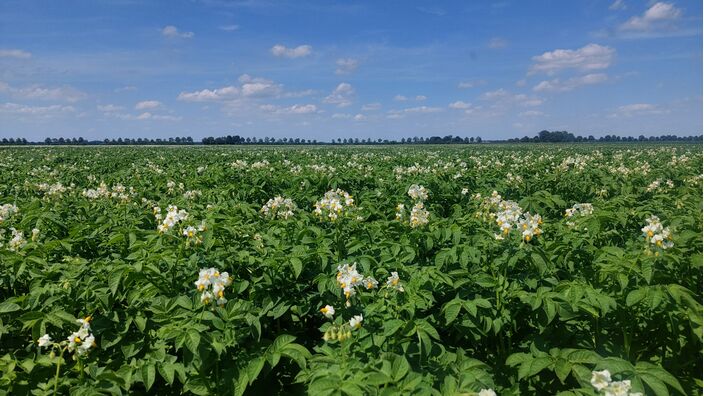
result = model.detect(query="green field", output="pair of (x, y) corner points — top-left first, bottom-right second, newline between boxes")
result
(0, 144), (701, 395)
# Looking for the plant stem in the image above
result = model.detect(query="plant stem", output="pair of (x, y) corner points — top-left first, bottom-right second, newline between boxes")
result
(53, 347), (66, 396)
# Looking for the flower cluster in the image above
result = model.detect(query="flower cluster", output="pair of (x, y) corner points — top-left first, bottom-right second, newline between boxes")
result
(261, 196), (297, 220)
(194, 268), (232, 307)
(386, 271), (405, 292)
(0, 203), (19, 223)
(36, 182), (69, 198)
(336, 262), (378, 306)
(565, 203), (594, 218)
(154, 205), (189, 233)
(183, 190), (202, 200)
(83, 182), (135, 201)
(645, 178), (674, 193)
(641, 215), (673, 252)
(476, 191), (543, 242)
(67, 317), (96, 356)
(397, 185), (430, 228)
(565, 203), (594, 227)
(407, 184), (428, 201)
(182, 223), (207, 246)
(6, 228), (27, 251)
(37, 317), (96, 357)
(591, 370), (642, 396)
(313, 189), (355, 222)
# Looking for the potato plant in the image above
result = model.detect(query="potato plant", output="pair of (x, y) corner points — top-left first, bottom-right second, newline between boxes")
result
(0, 144), (701, 395)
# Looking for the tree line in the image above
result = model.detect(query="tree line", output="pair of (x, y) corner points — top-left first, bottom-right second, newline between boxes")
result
(0, 132), (700, 145)
(200, 135), (483, 145)
(506, 130), (702, 143)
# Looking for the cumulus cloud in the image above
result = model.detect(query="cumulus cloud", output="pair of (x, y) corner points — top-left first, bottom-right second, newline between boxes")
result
(387, 106), (443, 119)
(0, 102), (75, 116)
(97, 104), (124, 112)
(323, 83), (354, 107)
(620, 2), (681, 31)
(361, 102), (381, 111)
(271, 44), (312, 58)
(394, 94), (426, 102)
(335, 58), (359, 75)
(609, 0), (626, 11)
(448, 101), (472, 109)
(481, 89), (543, 107)
(260, 103), (318, 114)
(135, 100), (162, 110)
(533, 73), (608, 92)
(178, 86), (239, 102)
(488, 37), (508, 49)
(0, 81), (86, 102)
(134, 112), (182, 121)
(530, 43), (615, 75)
(611, 103), (666, 117)
(162, 25), (194, 38)
(0, 49), (31, 59)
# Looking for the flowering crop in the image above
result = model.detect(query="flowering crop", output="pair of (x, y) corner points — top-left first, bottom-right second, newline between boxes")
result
(0, 144), (700, 395)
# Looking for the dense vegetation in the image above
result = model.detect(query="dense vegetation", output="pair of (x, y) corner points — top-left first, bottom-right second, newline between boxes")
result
(0, 144), (701, 395)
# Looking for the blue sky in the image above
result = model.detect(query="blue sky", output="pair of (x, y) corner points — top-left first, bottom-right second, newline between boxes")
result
(0, 0), (701, 141)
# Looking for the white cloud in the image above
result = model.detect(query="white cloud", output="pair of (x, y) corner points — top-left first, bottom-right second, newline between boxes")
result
(178, 74), (308, 111)
(0, 49), (31, 59)
(481, 89), (544, 107)
(336, 58), (359, 74)
(387, 106), (443, 118)
(519, 110), (545, 117)
(361, 102), (381, 111)
(161, 25), (194, 38)
(135, 100), (162, 110)
(0, 102), (74, 116)
(333, 113), (365, 121)
(620, 2), (681, 31)
(178, 86), (239, 102)
(394, 94), (426, 102)
(609, 0), (626, 11)
(458, 80), (486, 89)
(219, 25), (239, 31)
(323, 83), (354, 107)
(530, 43), (615, 75)
(260, 103), (318, 114)
(0, 81), (86, 102)
(241, 81), (281, 97)
(488, 37), (508, 49)
(271, 44), (312, 58)
(134, 112), (182, 121)
(533, 73), (608, 92)
(97, 104), (123, 112)
(611, 103), (666, 117)
(448, 101), (472, 109)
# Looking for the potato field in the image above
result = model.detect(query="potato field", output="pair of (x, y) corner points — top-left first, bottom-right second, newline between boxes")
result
(0, 144), (701, 396)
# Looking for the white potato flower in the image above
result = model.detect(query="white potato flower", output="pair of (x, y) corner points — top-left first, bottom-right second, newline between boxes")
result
(349, 314), (363, 330)
(320, 305), (335, 319)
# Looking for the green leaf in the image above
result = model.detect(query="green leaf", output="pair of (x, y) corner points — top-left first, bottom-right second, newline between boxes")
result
(0, 301), (20, 314)
(443, 298), (462, 325)
(185, 329), (200, 354)
(291, 257), (303, 279)
(141, 363), (155, 391)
